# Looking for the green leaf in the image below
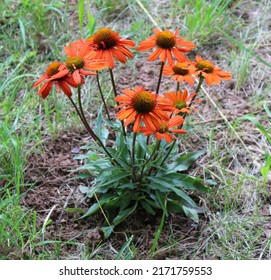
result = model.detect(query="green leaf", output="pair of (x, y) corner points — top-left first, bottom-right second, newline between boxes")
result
(168, 186), (197, 206)
(151, 200), (167, 254)
(205, 179), (218, 186)
(115, 235), (134, 260)
(149, 176), (174, 191)
(101, 225), (114, 239)
(94, 108), (109, 145)
(182, 205), (199, 223)
(236, 115), (271, 145)
(80, 203), (100, 219)
(96, 172), (130, 189)
(166, 150), (205, 172)
(169, 173), (210, 192)
(140, 200), (156, 215)
(112, 202), (138, 226)
(78, 0), (84, 32)
(261, 154), (271, 183)
(18, 18), (26, 48)
(79, 185), (96, 198)
(118, 183), (135, 189)
(87, 10), (96, 36)
(264, 103), (271, 119)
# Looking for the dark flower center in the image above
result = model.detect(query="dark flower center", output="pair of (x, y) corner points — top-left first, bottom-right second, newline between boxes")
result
(158, 122), (169, 133)
(46, 61), (62, 77)
(173, 62), (189, 75)
(92, 28), (118, 50)
(156, 30), (176, 49)
(65, 56), (84, 71)
(196, 60), (214, 73)
(132, 91), (156, 114)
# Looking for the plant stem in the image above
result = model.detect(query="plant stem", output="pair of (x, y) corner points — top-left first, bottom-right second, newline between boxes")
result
(156, 61), (165, 95)
(139, 140), (161, 181)
(181, 74), (204, 121)
(176, 81), (180, 92)
(96, 71), (111, 120)
(160, 140), (177, 166)
(109, 68), (118, 98)
(160, 75), (205, 166)
(131, 132), (137, 181)
(69, 90), (117, 164)
(109, 68), (126, 137)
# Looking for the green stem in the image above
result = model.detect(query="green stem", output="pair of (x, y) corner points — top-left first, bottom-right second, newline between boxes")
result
(109, 68), (126, 137)
(160, 75), (205, 167)
(156, 61), (165, 95)
(176, 81), (180, 92)
(70, 88), (117, 164)
(96, 71), (111, 120)
(160, 139), (176, 166)
(181, 74), (204, 121)
(109, 68), (118, 98)
(131, 132), (137, 180)
(139, 140), (161, 180)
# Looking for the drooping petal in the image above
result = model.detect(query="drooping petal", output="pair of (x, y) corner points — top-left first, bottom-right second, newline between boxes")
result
(72, 70), (82, 85)
(58, 80), (72, 97)
(48, 68), (69, 81)
(38, 81), (53, 99)
(33, 74), (48, 88)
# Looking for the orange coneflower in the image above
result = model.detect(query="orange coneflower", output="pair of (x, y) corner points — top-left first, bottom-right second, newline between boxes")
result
(138, 28), (196, 65)
(33, 61), (77, 99)
(87, 27), (136, 69)
(163, 61), (197, 85)
(64, 39), (108, 84)
(139, 116), (186, 143)
(163, 90), (200, 115)
(115, 86), (170, 132)
(194, 56), (231, 86)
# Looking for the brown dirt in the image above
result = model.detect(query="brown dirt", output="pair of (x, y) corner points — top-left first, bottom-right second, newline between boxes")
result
(22, 126), (207, 259)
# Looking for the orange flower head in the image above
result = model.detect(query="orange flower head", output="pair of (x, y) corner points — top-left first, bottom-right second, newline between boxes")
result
(33, 61), (77, 99)
(46, 61), (62, 77)
(88, 27), (136, 69)
(65, 56), (85, 72)
(131, 90), (156, 114)
(163, 90), (200, 115)
(156, 30), (176, 49)
(138, 28), (196, 65)
(92, 28), (119, 49)
(194, 56), (231, 86)
(163, 61), (196, 85)
(64, 39), (108, 84)
(116, 86), (170, 132)
(196, 59), (215, 73)
(139, 116), (186, 143)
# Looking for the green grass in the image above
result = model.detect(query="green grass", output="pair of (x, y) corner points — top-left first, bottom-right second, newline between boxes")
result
(0, 0), (271, 259)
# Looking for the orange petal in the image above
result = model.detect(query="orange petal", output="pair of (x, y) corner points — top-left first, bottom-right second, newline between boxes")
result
(33, 74), (47, 88)
(117, 108), (134, 121)
(73, 70), (81, 84)
(58, 80), (72, 97)
(38, 81), (53, 99)
(148, 48), (161, 61)
(133, 115), (142, 132)
(168, 116), (184, 127)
